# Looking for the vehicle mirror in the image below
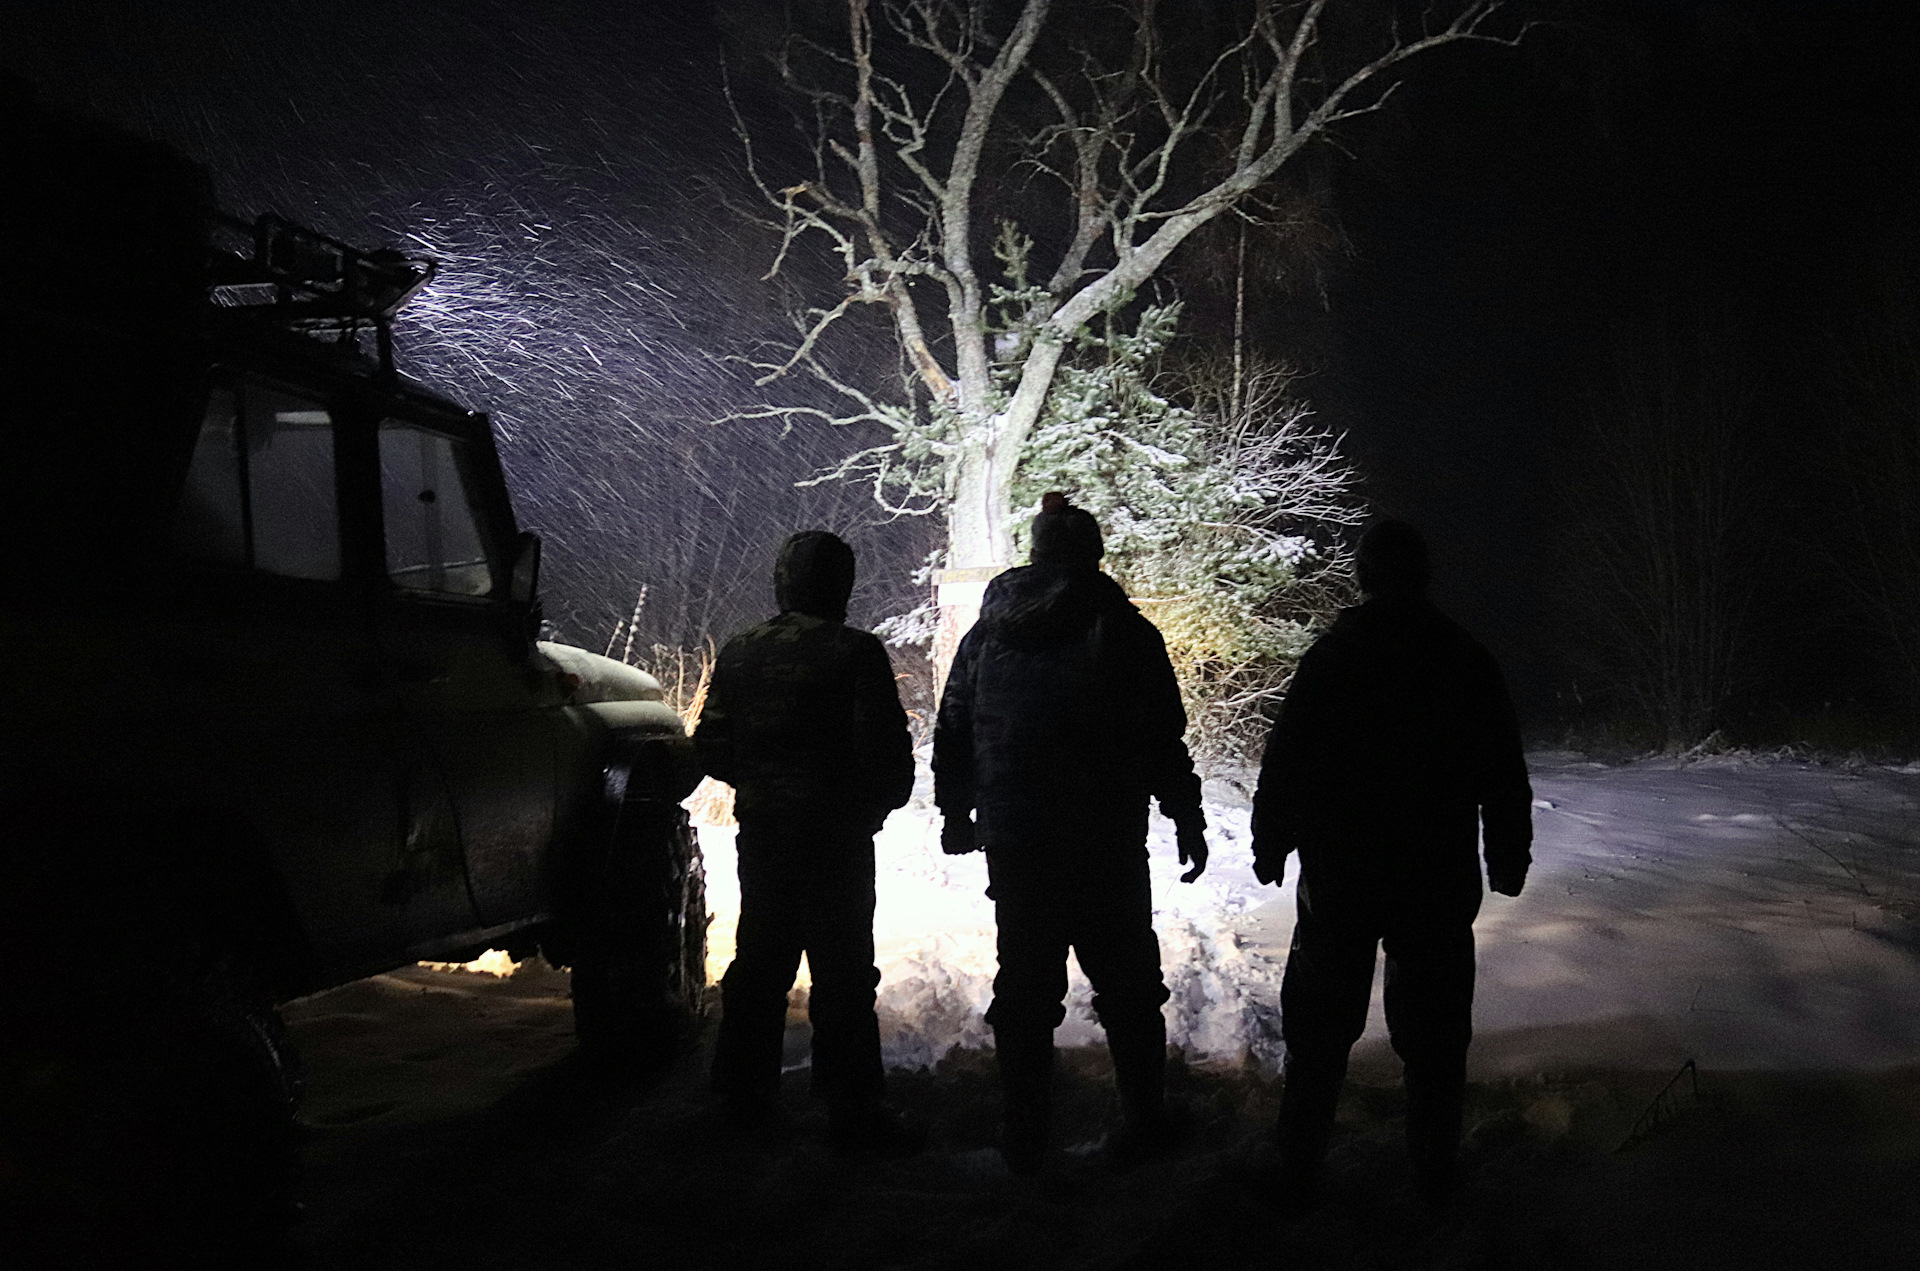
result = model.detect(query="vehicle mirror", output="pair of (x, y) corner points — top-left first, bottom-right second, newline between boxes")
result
(509, 531), (541, 607)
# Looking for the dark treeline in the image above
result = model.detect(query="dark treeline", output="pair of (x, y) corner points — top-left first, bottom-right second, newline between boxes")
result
(1288, 0), (1920, 751)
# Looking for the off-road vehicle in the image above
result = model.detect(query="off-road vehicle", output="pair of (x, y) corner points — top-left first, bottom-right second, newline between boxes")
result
(0, 83), (707, 1262)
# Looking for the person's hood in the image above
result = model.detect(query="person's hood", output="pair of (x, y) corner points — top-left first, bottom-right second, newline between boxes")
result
(774, 530), (856, 622)
(978, 562), (1132, 649)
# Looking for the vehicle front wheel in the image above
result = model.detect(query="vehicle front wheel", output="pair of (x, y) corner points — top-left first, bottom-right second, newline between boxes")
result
(567, 801), (707, 1076)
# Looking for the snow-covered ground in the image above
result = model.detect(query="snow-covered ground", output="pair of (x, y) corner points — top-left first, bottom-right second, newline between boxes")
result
(697, 753), (1920, 1075)
(295, 754), (1920, 1268)
(1469, 752), (1920, 1074)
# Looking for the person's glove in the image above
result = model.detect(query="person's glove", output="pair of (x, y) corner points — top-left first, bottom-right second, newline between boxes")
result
(940, 811), (979, 855)
(1251, 840), (1289, 886)
(1170, 808), (1208, 883)
(1488, 861), (1528, 897)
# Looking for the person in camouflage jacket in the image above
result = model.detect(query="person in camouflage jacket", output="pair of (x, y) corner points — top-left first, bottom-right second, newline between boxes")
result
(696, 530), (920, 1151)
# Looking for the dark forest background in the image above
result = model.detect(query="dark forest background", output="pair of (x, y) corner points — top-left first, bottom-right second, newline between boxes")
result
(8, 0), (1918, 751)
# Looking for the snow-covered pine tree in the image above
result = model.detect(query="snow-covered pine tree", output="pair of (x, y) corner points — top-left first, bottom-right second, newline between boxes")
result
(1002, 297), (1362, 763)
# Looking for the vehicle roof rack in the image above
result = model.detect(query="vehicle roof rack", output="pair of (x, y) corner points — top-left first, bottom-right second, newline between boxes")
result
(208, 212), (435, 374)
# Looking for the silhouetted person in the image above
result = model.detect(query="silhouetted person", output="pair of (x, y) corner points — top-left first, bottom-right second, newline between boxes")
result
(1252, 518), (1532, 1211)
(695, 531), (922, 1152)
(934, 492), (1209, 1174)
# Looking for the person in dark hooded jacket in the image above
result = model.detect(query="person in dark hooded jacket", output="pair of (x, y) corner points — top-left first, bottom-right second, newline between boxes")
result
(1251, 518), (1532, 1211)
(934, 493), (1209, 1174)
(695, 530), (920, 1151)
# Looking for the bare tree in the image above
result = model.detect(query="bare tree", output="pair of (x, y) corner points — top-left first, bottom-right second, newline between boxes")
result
(1818, 243), (1920, 724)
(722, 0), (1521, 664)
(1559, 301), (1766, 748)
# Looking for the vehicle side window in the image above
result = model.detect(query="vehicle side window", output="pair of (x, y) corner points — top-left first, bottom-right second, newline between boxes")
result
(172, 378), (342, 580)
(174, 385), (247, 567)
(378, 421), (494, 597)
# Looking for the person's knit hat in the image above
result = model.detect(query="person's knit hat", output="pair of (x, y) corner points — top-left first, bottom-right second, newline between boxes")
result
(1029, 491), (1104, 567)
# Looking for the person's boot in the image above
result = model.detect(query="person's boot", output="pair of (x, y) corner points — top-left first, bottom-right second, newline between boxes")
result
(1271, 1054), (1345, 1219)
(1405, 1063), (1466, 1206)
(1105, 1015), (1184, 1169)
(994, 1025), (1054, 1176)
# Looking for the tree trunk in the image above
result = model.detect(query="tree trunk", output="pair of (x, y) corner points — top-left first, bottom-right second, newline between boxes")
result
(931, 432), (1010, 694)
(930, 333), (1072, 692)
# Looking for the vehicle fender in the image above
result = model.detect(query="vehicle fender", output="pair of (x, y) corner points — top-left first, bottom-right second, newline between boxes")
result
(581, 700), (704, 803)
(535, 642), (666, 703)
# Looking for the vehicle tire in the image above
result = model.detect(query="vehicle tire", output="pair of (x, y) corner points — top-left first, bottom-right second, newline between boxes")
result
(670, 812), (710, 1021)
(1, 939), (302, 1268)
(568, 800), (708, 1075)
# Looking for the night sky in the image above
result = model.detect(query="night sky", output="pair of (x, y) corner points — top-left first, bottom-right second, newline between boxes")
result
(1314, 0), (1920, 727)
(9, 0), (1918, 731)
(9, 0), (926, 655)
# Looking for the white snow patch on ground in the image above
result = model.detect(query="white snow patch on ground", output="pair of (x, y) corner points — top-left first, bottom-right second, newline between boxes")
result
(697, 755), (1920, 1075)
(417, 948), (524, 977)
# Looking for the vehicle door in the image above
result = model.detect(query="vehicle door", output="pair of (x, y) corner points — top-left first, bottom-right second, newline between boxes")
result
(163, 370), (474, 975)
(373, 411), (559, 928)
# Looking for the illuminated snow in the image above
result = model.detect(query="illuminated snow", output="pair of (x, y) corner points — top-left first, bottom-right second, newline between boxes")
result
(427, 757), (1920, 1075)
(419, 948), (524, 978)
(698, 755), (1920, 1076)
(699, 784), (1290, 1070)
